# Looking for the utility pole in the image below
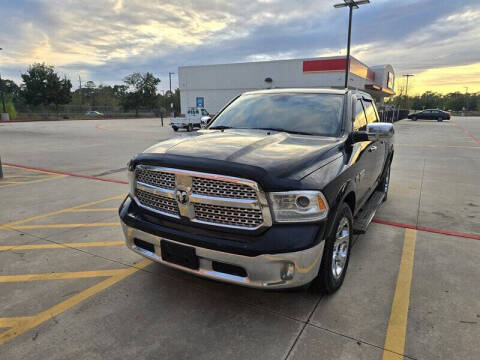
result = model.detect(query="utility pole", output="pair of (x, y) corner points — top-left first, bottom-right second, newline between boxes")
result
(0, 47), (6, 115)
(403, 74), (414, 109)
(78, 76), (83, 106)
(464, 87), (469, 111)
(334, 0), (370, 89)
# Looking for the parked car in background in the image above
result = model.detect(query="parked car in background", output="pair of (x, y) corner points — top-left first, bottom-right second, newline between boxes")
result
(120, 89), (394, 294)
(85, 111), (104, 116)
(408, 109), (450, 121)
(170, 107), (211, 132)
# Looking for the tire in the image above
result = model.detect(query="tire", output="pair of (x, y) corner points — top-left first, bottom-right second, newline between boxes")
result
(310, 203), (353, 294)
(437, 117), (443, 122)
(172, 126), (178, 132)
(376, 163), (391, 202)
(187, 124), (193, 132)
(412, 116), (417, 121)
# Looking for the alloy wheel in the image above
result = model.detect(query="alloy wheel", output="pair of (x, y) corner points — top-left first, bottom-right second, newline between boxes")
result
(332, 217), (350, 280)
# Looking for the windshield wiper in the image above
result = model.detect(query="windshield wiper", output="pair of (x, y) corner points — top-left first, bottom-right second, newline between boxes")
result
(252, 127), (314, 135)
(209, 125), (233, 130)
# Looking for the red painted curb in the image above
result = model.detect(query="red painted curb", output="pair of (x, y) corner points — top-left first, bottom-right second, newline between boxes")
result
(454, 123), (480, 145)
(3, 162), (128, 185)
(373, 219), (480, 240)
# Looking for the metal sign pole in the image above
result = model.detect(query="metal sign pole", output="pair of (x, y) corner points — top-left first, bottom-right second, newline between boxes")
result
(0, 156), (3, 179)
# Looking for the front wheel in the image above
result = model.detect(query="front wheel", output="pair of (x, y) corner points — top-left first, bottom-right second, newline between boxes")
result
(172, 126), (178, 132)
(437, 117), (443, 122)
(310, 203), (353, 294)
(412, 116), (417, 121)
(187, 124), (193, 132)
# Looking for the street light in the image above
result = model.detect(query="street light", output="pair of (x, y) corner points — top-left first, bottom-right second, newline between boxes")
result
(333, 0), (370, 89)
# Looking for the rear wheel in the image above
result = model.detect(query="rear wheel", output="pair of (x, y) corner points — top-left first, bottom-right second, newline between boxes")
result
(310, 203), (352, 294)
(172, 126), (178, 132)
(187, 124), (193, 132)
(411, 116), (417, 121)
(437, 117), (443, 122)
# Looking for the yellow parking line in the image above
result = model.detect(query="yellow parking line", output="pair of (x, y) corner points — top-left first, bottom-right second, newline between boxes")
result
(382, 229), (417, 360)
(0, 175), (67, 189)
(65, 208), (118, 213)
(0, 194), (124, 230)
(0, 259), (152, 345)
(2, 174), (53, 179)
(3, 164), (59, 175)
(0, 317), (33, 328)
(0, 269), (126, 282)
(8, 222), (120, 230)
(0, 241), (124, 252)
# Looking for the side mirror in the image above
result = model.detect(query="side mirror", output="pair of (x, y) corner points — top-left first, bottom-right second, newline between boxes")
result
(366, 122), (394, 141)
(351, 122), (394, 143)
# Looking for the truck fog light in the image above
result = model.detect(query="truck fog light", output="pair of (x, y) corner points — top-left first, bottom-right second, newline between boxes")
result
(281, 263), (295, 281)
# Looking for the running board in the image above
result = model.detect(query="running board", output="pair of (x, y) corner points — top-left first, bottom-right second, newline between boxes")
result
(353, 191), (385, 234)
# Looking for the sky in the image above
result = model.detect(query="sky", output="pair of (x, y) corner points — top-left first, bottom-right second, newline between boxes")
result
(1, 0), (479, 95)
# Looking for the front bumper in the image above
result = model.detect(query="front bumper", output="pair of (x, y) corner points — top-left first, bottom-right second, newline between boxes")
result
(121, 220), (325, 289)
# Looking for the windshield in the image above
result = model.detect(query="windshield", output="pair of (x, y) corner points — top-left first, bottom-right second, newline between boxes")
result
(209, 93), (344, 136)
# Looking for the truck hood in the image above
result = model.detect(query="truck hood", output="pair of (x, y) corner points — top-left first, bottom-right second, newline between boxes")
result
(134, 129), (344, 188)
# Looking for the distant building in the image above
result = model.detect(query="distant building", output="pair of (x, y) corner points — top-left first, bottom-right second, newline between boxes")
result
(178, 55), (395, 114)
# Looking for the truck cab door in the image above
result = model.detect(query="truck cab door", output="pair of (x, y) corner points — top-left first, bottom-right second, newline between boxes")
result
(363, 98), (387, 186)
(350, 98), (377, 206)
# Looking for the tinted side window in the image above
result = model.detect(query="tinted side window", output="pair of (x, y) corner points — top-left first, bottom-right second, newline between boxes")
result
(353, 99), (367, 131)
(363, 100), (378, 124)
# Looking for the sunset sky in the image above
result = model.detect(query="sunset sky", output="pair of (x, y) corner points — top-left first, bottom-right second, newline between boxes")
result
(1, 0), (479, 95)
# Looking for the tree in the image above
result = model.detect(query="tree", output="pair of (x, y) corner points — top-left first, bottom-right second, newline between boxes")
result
(121, 72), (160, 115)
(21, 63), (72, 107)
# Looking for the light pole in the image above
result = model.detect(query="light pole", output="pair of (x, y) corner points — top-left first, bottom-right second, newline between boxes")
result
(168, 72), (175, 116)
(168, 72), (175, 94)
(403, 74), (414, 109)
(334, 0), (370, 89)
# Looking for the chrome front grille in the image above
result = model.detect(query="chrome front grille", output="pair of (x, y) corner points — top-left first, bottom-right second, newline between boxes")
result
(136, 168), (175, 189)
(133, 166), (271, 230)
(194, 203), (263, 228)
(192, 177), (257, 200)
(136, 189), (179, 215)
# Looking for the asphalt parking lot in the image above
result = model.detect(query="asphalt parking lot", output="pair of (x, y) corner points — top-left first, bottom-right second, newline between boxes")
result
(0, 117), (479, 359)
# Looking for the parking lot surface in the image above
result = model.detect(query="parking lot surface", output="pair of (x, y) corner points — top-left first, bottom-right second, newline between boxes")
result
(0, 117), (479, 359)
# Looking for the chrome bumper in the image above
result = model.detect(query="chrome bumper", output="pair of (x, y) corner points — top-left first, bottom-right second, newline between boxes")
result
(121, 221), (325, 289)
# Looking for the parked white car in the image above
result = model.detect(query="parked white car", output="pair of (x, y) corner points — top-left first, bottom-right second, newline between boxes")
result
(170, 107), (211, 132)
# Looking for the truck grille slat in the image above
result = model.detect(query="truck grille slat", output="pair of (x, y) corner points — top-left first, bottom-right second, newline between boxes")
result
(136, 189), (179, 215)
(194, 203), (263, 228)
(192, 177), (257, 200)
(134, 167), (269, 230)
(136, 169), (175, 189)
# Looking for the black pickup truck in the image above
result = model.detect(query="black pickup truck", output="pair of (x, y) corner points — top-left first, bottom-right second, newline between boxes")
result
(119, 89), (394, 293)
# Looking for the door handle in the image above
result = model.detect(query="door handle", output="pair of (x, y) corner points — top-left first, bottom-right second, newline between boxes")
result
(368, 145), (377, 152)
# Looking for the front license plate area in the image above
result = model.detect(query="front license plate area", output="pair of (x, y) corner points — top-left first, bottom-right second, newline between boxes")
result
(161, 240), (199, 270)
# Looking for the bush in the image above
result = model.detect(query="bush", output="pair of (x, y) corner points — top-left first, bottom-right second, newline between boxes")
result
(6, 101), (17, 120)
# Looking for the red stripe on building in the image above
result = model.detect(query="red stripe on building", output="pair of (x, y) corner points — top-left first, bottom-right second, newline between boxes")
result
(303, 59), (346, 73)
(303, 58), (375, 82)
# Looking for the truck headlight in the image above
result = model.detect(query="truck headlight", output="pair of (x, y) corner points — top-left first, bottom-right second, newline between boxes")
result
(268, 191), (329, 223)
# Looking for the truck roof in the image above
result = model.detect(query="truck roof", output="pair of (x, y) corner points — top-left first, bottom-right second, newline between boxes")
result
(243, 88), (347, 95)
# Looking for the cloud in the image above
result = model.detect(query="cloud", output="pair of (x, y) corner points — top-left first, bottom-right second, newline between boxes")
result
(1, 0), (479, 93)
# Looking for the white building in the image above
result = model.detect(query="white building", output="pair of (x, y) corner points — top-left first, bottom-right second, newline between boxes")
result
(178, 56), (395, 115)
